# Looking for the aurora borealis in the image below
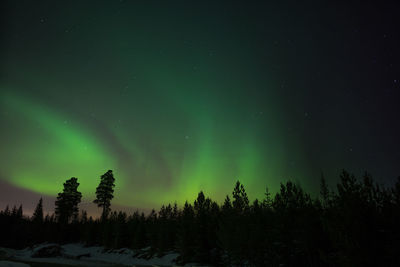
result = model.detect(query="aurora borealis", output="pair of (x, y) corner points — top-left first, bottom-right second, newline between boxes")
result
(1, 1), (400, 215)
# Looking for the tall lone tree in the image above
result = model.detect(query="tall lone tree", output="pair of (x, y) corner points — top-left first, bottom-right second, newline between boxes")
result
(94, 170), (115, 220)
(32, 197), (44, 224)
(55, 177), (82, 224)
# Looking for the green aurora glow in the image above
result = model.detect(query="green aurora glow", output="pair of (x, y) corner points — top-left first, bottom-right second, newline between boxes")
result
(1, 1), (399, 212)
(1, 82), (288, 208)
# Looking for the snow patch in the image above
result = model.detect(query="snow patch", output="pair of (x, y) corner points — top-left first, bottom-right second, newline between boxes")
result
(12, 243), (181, 266)
(0, 261), (30, 267)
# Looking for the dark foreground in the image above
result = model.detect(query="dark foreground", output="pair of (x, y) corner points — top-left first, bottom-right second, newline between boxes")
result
(2, 172), (400, 266)
(5, 261), (167, 267)
(6, 260), (125, 267)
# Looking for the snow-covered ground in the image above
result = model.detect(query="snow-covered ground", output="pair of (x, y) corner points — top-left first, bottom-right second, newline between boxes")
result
(0, 261), (30, 267)
(1, 243), (194, 266)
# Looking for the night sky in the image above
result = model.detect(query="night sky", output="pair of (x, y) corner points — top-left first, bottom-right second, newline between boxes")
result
(1, 1), (399, 215)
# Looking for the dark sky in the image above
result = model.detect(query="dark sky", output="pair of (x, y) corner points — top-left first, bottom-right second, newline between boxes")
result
(1, 1), (399, 215)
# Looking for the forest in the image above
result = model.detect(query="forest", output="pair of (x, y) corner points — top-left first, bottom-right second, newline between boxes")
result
(1, 170), (400, 267)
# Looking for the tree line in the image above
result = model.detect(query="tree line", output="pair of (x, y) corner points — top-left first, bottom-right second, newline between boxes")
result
(1, 170), (400, 266)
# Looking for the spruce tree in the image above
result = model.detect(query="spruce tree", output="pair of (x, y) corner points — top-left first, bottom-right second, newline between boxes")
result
(55, 177), (82, 224)
(222, 195), (232, 212)
(194, 191), (206, 213)
(178, 201), (196, 263)
(232, 181), (249, 213)
(11, 205), (17, 217)
(17, 204), (23, 218)
(94, 170), (116, 220)
(263, 186), (273, 209)
(3, 205), (10, 216)
(194, 191), (212, 262)
(32, 198), (44, 223)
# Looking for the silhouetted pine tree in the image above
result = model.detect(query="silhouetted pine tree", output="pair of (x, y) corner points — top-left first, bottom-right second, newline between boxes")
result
(193, 191), (213, 262)
(145, 209), (158, 253)
(232, 180), (249, 213)
(55, 177), (82, 224)
(3, 205), (10, 216)
(16, 205), (23, 218)
(219, 181), (251, 265)
(11, 205), (17, 217)
(263, 186), (273, 209)
(218, 195), (234, 264)
(157, 203), (177, 252)
(32, 198), (44, 224)
(177, 201), (196, 264)
(94, 170), (116, 220)
(137, 212), (148, 249)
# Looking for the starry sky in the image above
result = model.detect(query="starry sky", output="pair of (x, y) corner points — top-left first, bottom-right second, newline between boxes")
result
(1, 1), (400, 215)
